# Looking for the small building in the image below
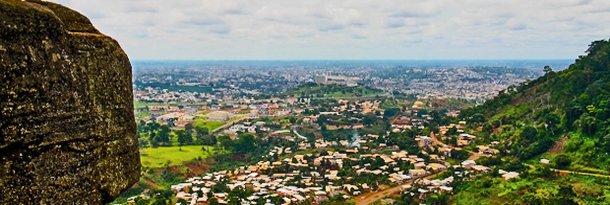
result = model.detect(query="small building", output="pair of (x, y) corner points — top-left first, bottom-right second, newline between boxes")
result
(207, 111), (231, 122)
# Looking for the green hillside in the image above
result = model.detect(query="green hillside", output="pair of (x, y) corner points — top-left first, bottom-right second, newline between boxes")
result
(462, 39), (610, 169)
(453, 39), (610, 204)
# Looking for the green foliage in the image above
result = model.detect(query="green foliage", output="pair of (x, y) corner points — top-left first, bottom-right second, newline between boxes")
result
(176, 130), (193, 146)
(460, 39), (610, 168)
(452, 174), (608, 205)
(386, 130), (419, 154)
(383, 107), (400, 118)
(193, 118), (226, 131)
(554, 154), (572, 169)
(140, 145), (216, 168)
(424, 193), (450, 205)
(451, 149), (470, 161)
(452, 39), (610, 204)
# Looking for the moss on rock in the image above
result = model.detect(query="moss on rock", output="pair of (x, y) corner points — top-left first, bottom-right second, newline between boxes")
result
(0, 0), (140, 203)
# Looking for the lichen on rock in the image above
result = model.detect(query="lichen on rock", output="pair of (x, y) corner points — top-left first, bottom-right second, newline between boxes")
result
(0, 0), (140, 203)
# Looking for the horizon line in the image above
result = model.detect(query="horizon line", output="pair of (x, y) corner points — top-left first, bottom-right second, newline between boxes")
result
(132, 58), (574, 62)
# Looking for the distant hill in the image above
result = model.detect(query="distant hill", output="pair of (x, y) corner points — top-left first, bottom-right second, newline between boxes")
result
(461, 39), (610, 171)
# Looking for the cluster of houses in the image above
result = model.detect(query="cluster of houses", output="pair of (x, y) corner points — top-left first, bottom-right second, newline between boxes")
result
(334, 100), (380, 114)
(167, 142), (502, 205)
(403, 176), (455, 199)
(401, 159), (496, 201)
(134, 87), (208, 103)
(224, 121), (271, 135)
(168, 134), (455, 205)
(139, 94), (514, 204)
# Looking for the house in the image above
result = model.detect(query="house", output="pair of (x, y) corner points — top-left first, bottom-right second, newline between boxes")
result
(502, 172), (520, 180)
(418, 136), (433, 147)
(426, 163), (447, 172)
(207, 111), (231, 121)
(409, 169), (427, 177)
(171, 183), (192, 193)
(471, 165), (491, 173)
(414, 162), (427, 169)
(476, 145), (500, 155)
(461, 160), (476, 169)
(439, 186), (453, 192)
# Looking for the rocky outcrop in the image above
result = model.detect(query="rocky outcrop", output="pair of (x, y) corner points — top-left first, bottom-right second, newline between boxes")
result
(0, 0), (140, 203)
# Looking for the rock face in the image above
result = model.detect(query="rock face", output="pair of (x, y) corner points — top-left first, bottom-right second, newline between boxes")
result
(0, 0), (140, 203)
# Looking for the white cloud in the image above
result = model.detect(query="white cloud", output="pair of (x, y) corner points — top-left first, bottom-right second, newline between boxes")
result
(48, 0), (610, 60)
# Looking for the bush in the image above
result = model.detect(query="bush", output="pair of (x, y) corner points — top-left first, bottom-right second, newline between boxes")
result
(554, 155), (572, 169)
(451, 149), (470, 161)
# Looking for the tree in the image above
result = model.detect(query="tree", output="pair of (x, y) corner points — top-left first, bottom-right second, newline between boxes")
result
(147, 121), (161, 132)
(424, 193), (450, 205)
(185, 123), (194, 136)
(234, 134), (256, 154)
(544, 113), (561, 136)
(573, 113), (597, 135)
(158, 125), (171, 145)
(447, 127), (458, 136)
(543, 65), (553, 74)
(218, 135), (233, 151)
(203, 135), (217, 146)
(554, 154), (572, 169)
(317, 115), (328, 126)
(388, 132), (419, 154)
(451, 149), (470, 161)
(289, 116), (297, 124)
(137, 120), (147, 133)
(195, 127), (209, 144)
(149, 132), (159, 147)
(383, 108), (400, 118)
(176, 130), (193, 146)
(363, 114), (376, 126)
(604, 134), (610, 153)
(519, 126), (538, 146)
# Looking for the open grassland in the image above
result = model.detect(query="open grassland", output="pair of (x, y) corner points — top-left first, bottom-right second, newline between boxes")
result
(140, 145), (216, 168)
(193, 118), (226, 131)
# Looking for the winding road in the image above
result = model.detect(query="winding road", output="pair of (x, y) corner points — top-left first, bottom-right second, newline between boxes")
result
(355, 172), (443, 205)
(356, 132), (482, 205)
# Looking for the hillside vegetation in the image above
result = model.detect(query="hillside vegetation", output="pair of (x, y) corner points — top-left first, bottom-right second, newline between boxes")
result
(454, 39), (610, 204)
(462, 39), (610, 170)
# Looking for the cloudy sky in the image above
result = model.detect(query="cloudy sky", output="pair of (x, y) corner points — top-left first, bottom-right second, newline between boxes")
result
(51, 0), (610, 60)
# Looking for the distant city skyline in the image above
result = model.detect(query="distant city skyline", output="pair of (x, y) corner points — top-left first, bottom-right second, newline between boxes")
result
(52, 0), (610, 60)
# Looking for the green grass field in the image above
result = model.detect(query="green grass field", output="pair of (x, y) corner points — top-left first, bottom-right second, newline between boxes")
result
(140, 145), (216, 168)
(193, 118), (226, 131)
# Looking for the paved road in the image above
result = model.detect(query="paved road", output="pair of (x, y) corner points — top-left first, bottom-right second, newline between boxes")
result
(355, 172), (443, 205)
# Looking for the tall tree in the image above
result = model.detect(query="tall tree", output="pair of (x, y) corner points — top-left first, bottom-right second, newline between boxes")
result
(176, 130), (193, 146)
(195, 127), (209, 144)
(158, 125), (171, 145)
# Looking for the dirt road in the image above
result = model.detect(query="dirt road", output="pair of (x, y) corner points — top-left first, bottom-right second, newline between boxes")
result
(524, 163), (610, 179)
(355, 172), (443, 205)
